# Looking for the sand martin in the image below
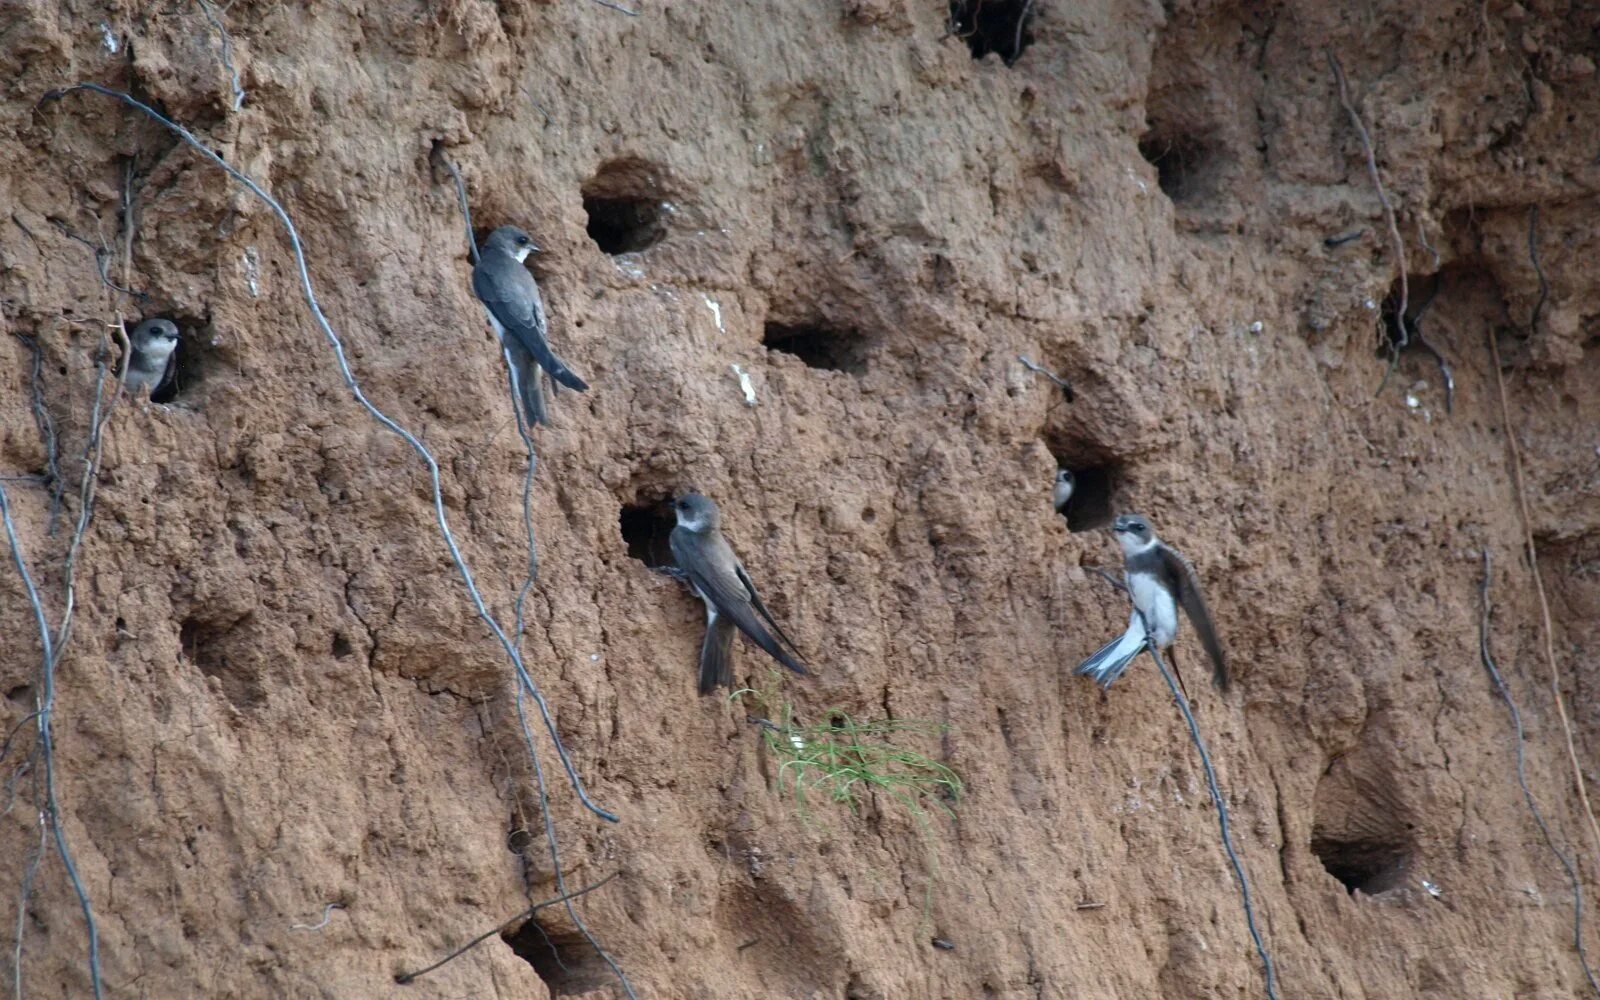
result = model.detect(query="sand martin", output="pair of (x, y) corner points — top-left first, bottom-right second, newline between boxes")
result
(1053, 469), (1075, 513)
(125, 319), (179, 400)
(668, 492), (808, 694)
(471, 225), (588, 426)
(1075, 514), (1228, 692)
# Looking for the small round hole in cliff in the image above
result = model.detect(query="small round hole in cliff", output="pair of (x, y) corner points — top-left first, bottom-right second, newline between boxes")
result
(146, 317), (217, 404)
(1056, 464), (1118, 532)
(619, 498), (676, 569)
(1311, 748), (1418, 896)
(948, 0), (1035, 65)
(581, 159), (668, 255)
(502, 917), (614, 995)
(1311, 831), (1412, 896)
(1378, 271), (1449, 358)
(1138, 129), (1221, 205)
(763, 321), (871, 375)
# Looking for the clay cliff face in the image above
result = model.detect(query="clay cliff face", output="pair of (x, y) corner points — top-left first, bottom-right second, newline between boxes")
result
(3, 0), (1600, 997)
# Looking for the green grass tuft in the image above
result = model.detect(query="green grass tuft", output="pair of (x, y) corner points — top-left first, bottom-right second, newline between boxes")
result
(730, 686), (962, 823)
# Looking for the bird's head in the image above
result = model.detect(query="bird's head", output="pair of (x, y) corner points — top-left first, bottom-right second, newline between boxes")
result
(671, 492), (720, 533)
(131, 318), (180, 357)
(1112, 513), (1156, 553)
(485, 225), (541, 263)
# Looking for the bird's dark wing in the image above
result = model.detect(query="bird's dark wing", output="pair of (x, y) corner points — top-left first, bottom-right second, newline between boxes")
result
(472, 256), (588, 391)
(698, 610), (737, 695)
(154, 351), (178, 398)
(1159, 544), (1229, 691)
(671, 528), (808, 676)
(734, 564), (805, 659)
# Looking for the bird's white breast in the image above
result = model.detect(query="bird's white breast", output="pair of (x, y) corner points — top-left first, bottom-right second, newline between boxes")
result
(1128, 571), (1178, 647)
(142, 341), (177, 366)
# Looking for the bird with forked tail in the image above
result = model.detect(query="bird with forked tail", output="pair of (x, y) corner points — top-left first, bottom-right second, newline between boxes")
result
(471, 225), (588, 426)
(1076, 513), (1228, 694)
(668, 492), (809, 695)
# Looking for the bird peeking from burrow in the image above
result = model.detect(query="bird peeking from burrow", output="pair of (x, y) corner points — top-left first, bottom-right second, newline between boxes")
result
(1074, 513), (1228, 695)
(471, 225), (588, 427)
(124, 318), (180, 402)
(1053, 469), (1075, 514)
(666, 491), (810, 695)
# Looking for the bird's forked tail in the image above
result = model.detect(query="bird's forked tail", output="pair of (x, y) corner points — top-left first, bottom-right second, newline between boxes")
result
(1074, 610), (1149, 689)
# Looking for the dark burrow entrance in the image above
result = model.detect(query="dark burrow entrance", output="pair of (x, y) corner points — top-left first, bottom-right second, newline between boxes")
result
(142, 315), (212, 404)
(581, 158), (669, 255)
(1310, 746), (1418, 896)
(502, 916), (615, 995)
(1137, 129), (1222, 205)
(583, 196), (665, 255)
(1056, 463), (1118, 532)
(948, 0), (1035, 65)
(762, 321), (871, 375)
(619, 498), (676, 569)
(1310, 830), (1413, 895)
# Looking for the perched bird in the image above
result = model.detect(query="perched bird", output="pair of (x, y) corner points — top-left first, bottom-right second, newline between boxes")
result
(1075, 513), (1228, 693)
(668, 492), (809, 694)
(471, 225), (588, 426)
(125, 319), (179, 400)
(1053, 469), (1075, 513)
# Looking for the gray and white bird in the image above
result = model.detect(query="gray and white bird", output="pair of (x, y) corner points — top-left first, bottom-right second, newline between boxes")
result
(125, 319), (179, 400)
(668, 492), (809, 695)
(1075, 513), (1228, 692)
(471, 225), (588, 426)
(1053, 469), (1075, 513)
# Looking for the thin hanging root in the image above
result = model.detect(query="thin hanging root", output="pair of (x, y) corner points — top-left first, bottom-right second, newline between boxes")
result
(38, 81), (636, 999)
(1137, 617), (1280, 1000)
(1478, 551), (1600, 996)
(395, 873), (620, 984)
(1017, 354), (1075, 401)
(1486, 325), (1600, 895)
(1326, 50), (1409, 349)
(427, 144), (540, 610)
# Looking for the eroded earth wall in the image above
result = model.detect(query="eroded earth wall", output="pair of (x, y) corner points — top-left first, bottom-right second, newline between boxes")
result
(3, 0), (1600, 997)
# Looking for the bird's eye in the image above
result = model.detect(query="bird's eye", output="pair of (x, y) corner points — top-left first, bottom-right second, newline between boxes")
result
(516, 235), (529, 245)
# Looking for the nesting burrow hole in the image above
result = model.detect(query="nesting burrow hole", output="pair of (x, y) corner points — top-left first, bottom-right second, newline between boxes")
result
(1379, 271), (1445, 356)
(1137, 127), (1224, 206)
(763, 320), (873, 375)
(137, 314), (215, 404)
(1311, 828), (1414, 896)
(1057, 464), (1119, 532)
(949, 0), (1035, 65)
(1311, 753), (1418, 896)
(1044, 431), (1123, 532)
(581, 158), (669, 256)
(502, 917), (614, 996)
(619, 495), (676, 569)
